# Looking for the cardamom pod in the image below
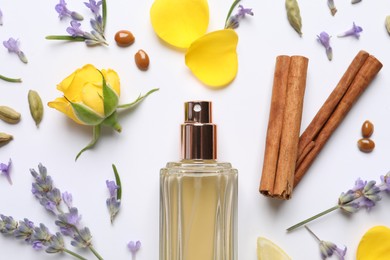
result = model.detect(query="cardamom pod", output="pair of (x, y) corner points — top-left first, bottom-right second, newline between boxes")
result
(0, 132), (13, 147)
(0, 106), (21, 124)
(286, 0), (302, 36)
(28, 89), (44, 127)
(386, 15), (390, 35)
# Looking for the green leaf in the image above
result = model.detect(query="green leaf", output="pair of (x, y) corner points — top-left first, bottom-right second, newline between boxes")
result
(112, 164), (122, 201)
(75, 125), (101, 161)
(69, 100), (104, 125)
(117, 88), (159, 109)
(46, 35), (86, 42)
(102, 111), (121, 132)
(100, 71), (119, 117)
(102, 0), (107, 32)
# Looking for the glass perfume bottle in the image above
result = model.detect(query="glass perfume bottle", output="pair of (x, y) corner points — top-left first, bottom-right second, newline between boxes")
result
(160, 101), (238, 260)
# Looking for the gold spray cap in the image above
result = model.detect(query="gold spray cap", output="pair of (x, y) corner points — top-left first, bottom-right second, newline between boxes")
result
(181, 101), (217, 160)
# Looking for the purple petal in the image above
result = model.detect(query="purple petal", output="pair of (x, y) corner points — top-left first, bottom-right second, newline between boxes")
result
(0, 159), (12, 185)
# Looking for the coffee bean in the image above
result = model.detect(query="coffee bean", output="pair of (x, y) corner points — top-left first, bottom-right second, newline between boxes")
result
(357, 138), (375, 153)
(115, 30), (135, 46)
(361, 120), (374, 138)
(134, 49), (150, 71)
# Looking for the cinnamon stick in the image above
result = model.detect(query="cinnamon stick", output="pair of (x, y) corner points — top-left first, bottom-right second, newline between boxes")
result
(260, 55), (308, 199)
(294, 51), (383, 186)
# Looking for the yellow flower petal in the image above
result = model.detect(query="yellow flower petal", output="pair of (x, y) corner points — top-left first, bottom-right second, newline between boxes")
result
(357, 226), (390, 260)
(185, 29), (238, 88)
(150, 0), (209, 49)
(101, 69), (120, 96)
(48, 97), (84, 125)
(81, 82), (105, 116)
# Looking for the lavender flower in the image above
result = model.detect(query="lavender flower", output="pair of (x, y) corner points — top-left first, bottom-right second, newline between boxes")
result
(327, 0), (337, 16)
(317, 32), (332, 61)
(0, 215), (89, 259)
(225, 4), (254, 29)
(66, 20), (86, 37)
(305, 226), (346, 260)
(55, 0), (84, 21)
(0, 8), (3, 26)
(106, 164), (122, 223)
(3, 38), (28, 63)
(84, 0), (102, 17)
(287, 172), (390, 231)
(0, 158), (12, 185)
(337, 22), (363, 39)
(29, 163), (103, 260)
(128, 240), (141, 260)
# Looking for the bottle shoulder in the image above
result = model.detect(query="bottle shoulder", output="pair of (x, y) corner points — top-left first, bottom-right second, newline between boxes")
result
(161, 160), (238, 175)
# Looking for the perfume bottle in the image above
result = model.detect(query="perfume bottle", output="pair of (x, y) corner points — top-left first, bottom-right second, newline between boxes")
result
(160, 101), (238, 260)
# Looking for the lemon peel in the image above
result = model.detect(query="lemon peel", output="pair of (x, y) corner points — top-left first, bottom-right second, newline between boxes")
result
(257, 237), (291, 260)
(185, 29), (238, 88)
(150, 0), (209, 49)
(357, 226), (390, 260)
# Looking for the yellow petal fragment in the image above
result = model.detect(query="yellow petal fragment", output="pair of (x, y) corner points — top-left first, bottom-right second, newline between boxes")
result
(185, 29), (238, 88)
(150, 0), (209, 49)
(47, 97), (84, 125)
(357, 226), (390, 260)
(81, 82), (104, 116)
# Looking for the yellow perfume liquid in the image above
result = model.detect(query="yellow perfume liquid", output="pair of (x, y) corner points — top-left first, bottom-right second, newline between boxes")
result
(160, 101), (238, 260)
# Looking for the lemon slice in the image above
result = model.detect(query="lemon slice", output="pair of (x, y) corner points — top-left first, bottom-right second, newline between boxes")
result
(257, 237), (292, 260)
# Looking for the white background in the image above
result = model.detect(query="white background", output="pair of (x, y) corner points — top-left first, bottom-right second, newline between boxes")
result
(1, 0), (390, 259)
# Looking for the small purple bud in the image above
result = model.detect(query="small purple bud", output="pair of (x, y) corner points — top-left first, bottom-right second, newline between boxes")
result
(338, 22), (363, 39)
(0, 158), (12, 185)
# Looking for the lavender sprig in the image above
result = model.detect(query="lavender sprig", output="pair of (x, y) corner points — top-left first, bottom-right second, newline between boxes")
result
(327, 0), (337, 16)
(0, 216), (87, 260)
(3, 38), (28, 63)
(46, 0), (107, 46)
(0, 158), (12, 184)
(305, 226), (347, 260)
(337, 22), (363, 38)
(106, 164), (121, 223)
(30, 163), (104, 260)
(287, 172), (390, 231)
(225, 0), (254, 29)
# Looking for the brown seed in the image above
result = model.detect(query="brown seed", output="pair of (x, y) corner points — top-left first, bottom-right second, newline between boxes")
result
(357, 138), (375, 153)
(134, 49), (150, 71)
(361, 120), (374, 138)
(114, 30), (135, 47)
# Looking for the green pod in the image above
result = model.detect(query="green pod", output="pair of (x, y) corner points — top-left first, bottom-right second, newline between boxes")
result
(286, 0), (302, 36)
(0, 105), (21, 124)
(28, 90), (44, 127)
(0, 132), (13, 147)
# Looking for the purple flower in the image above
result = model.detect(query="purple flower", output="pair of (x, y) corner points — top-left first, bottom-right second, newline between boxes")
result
(84, 0), (102, 17)
(305, 226), (346, 260)
(55, 207), (81, 236)
(106, 197), (121, 223)
(66, 20), (86, 37)
(225, 5), (254, 29)
(0, 8), (3, 26)
(0, 158), (12, 185)
(70, 227), (92, 248)
(45, 232), (65, 253)
(317, 32), (333, 61)
(106, 180), (119, 197)
(14, 218), (35, 242)
(380, 172), (390, 191)
(338, 22), (363, 39)
(62, 192), (73, 209)
(128, 240), (141, 259)
(3, 38), (28, 63)
(55, 0), (83, 21)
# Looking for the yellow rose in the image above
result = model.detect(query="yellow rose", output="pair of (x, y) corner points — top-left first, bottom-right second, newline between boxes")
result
(48, 64), (158, 160)
(48, 64), (120, 125)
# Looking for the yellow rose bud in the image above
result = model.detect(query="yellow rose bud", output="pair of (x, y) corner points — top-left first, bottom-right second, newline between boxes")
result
(48, 64), (120, 125)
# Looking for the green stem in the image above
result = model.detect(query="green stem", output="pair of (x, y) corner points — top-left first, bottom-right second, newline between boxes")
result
(75, 125), (101, 161)
(46, 35), (86, 42)
(63, 248), (88, 260)
(112, 164), (122, 201)
(117, 88), (159, 109)
(89, 245), (104, 260)
(224, 0), (241, 28)
(102, 0), (107, 32)
(286, 205), (340, 232)
(0, 74), (22, 83)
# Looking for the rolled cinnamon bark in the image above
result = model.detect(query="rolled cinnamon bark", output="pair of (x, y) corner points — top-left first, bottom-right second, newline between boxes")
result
(294, 51), (383, 187)
(260, 55), (308, 199)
